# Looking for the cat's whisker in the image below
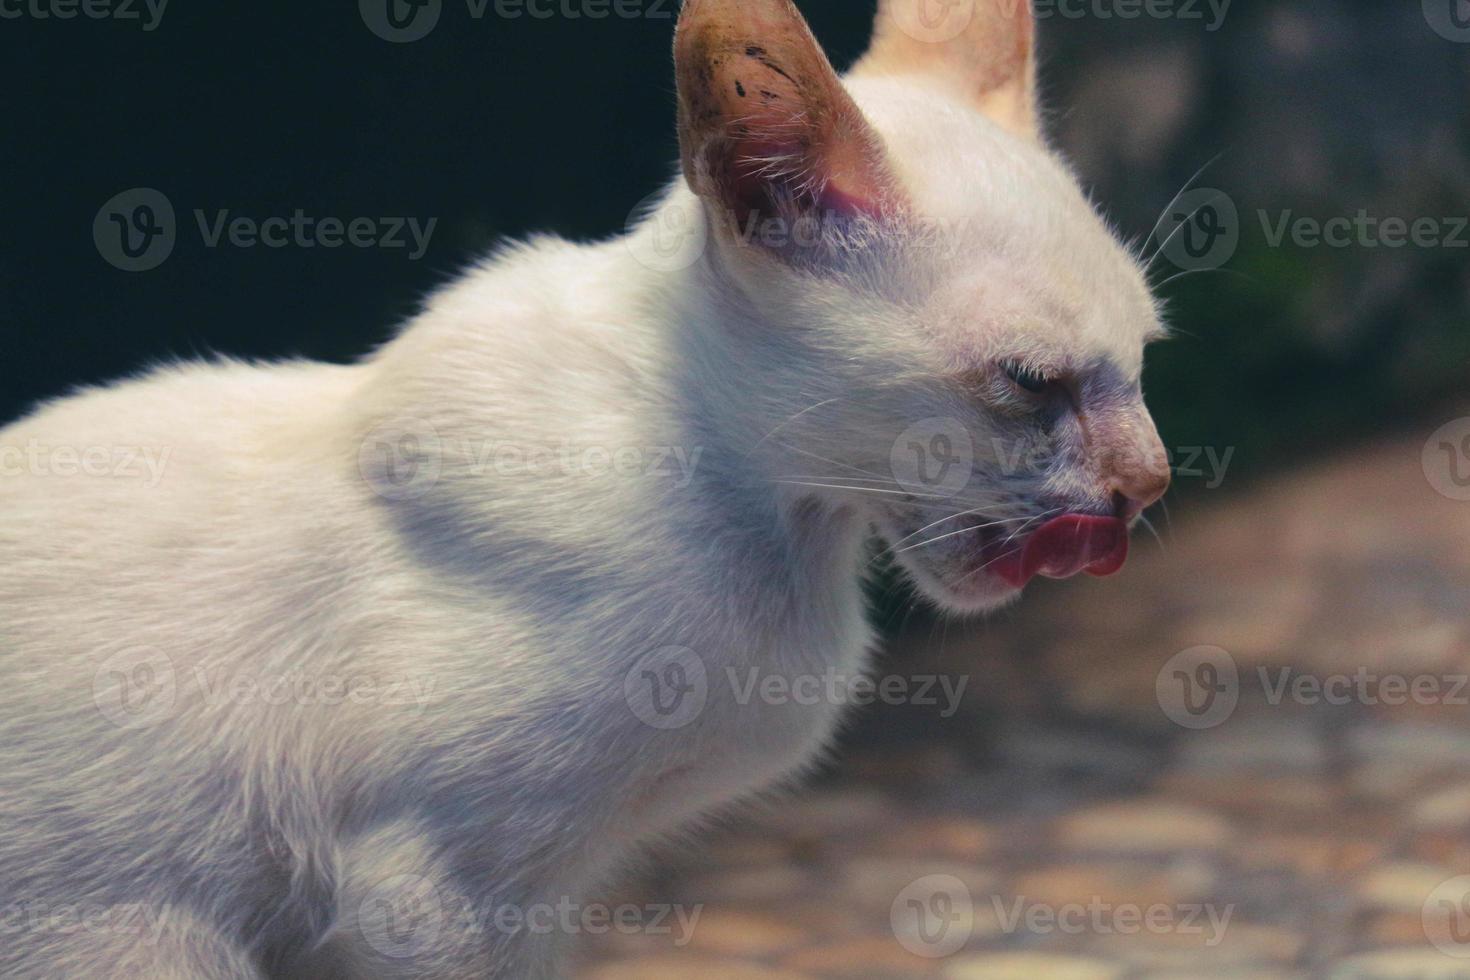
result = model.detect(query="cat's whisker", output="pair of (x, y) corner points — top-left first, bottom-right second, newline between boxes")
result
(744, 398), (845, 458)
(775, 473), (1005, 506)
(894, 514), (1049, 555)
(950, 510), (1059, 586)
(1141, 153), (1224, 264)
(768, 441), (902, 485)
(773, 480), (985, 503)
(1137, 514), (1165, 551)
(776, 474), (908, 484)
(1152, 266), (1256, 292)
(999, 508), (1060, 548)
(874, 504), (1003, 556)
(1145, 192), (1230, 280)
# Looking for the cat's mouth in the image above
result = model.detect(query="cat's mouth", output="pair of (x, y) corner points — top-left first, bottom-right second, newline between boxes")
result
(980, 514), (1130, 590)
(881, 511), (1131, 612)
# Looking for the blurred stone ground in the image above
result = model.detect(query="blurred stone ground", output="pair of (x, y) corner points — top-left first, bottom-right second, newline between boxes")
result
(575, 431), (1470, 980)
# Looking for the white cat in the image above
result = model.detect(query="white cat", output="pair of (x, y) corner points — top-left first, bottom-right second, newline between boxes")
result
(0, 0), (1171, 976)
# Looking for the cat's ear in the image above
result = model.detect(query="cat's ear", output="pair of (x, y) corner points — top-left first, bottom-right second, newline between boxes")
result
(674, 0), (903, 256)
(853, 0), (1039, 140)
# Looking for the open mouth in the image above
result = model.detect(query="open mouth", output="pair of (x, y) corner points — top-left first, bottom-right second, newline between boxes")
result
(978, 514), (1130, 591)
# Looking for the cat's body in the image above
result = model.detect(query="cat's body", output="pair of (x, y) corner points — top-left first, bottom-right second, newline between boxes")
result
(0, 2), (1171, 977)
(0, 233), (871, 978)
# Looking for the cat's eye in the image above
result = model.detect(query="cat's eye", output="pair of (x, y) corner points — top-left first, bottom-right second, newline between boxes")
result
(1001, 361), (1052, 395)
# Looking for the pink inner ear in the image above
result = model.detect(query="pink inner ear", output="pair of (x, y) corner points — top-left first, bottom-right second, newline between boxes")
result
(816, 182), (884, 221)
(724, 134), (885, 231)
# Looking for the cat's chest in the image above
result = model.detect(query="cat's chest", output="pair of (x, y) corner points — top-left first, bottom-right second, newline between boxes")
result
(624, 617), (876, 829)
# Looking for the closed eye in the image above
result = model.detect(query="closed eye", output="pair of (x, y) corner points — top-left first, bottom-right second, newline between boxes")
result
(1001, 361), (1053, 395)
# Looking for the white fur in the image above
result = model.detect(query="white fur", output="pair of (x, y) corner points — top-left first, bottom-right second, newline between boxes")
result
(0, 17), (1165, 980)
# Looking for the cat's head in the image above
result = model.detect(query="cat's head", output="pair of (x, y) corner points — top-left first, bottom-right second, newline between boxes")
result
(668, 0), (1171, 613)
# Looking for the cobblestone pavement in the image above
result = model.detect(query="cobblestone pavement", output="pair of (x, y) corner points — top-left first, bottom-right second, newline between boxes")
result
(576, 434), (1470, 979)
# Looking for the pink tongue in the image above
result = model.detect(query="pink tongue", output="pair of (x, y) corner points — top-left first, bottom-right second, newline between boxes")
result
(990, 515), (1130, 590)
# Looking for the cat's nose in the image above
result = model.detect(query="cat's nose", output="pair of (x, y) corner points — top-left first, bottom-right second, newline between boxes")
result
(1108, 458), (1171, 521)
(1090, 407), (1171, 521)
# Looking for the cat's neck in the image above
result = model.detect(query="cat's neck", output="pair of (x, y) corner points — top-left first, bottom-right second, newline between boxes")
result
(646, 221), (874, 635)
(361, 206), (875, 652)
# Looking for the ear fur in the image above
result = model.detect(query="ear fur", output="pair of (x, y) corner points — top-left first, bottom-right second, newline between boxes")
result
(674, 0), (904, 257)
(853, 0), (1040, 140)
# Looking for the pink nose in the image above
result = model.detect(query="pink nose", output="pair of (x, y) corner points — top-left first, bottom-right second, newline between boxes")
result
(1110, 465), (1171, 521)
(1085, 404), (1171, 521)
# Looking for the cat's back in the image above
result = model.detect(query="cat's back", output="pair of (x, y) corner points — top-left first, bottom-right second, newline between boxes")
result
(0, 359), (376, 667)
